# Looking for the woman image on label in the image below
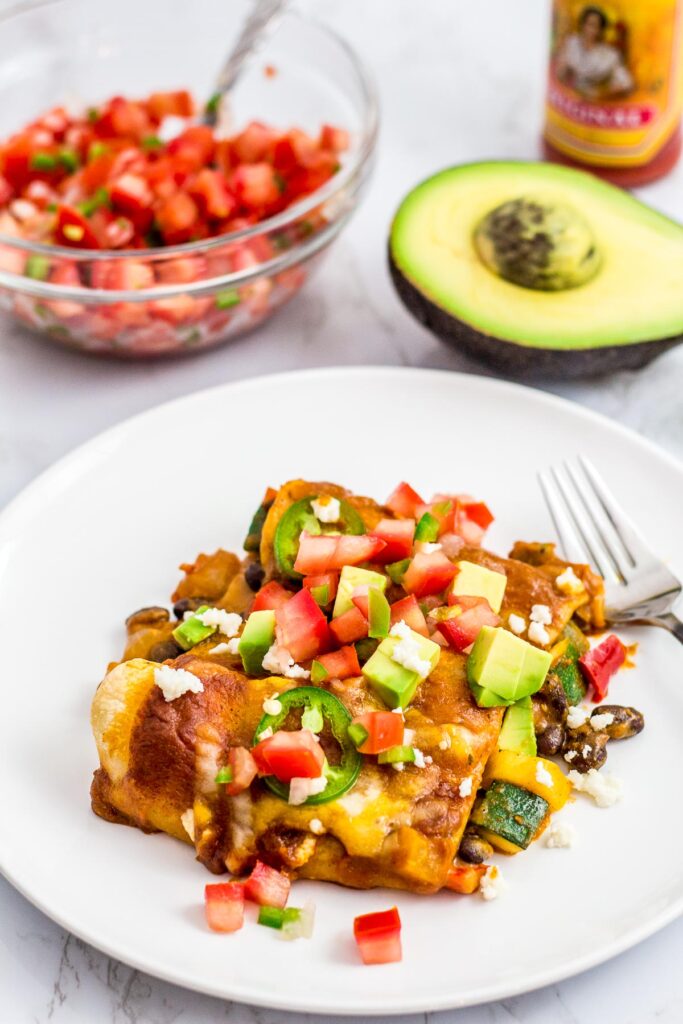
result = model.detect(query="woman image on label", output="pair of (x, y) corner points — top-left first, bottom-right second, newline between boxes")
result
(556, 5), (634, 99)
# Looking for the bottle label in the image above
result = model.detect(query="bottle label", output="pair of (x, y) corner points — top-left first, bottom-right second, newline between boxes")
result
(544, 1), (683, 167)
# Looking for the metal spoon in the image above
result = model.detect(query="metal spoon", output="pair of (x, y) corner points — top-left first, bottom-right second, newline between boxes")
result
(203, 0), (290, 126)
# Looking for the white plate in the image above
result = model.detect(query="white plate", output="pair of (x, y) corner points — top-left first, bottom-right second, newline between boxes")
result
(1, 367), (682, 1015)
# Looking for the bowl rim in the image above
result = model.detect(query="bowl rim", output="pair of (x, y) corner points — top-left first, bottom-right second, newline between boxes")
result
(0, 0), (379, 260)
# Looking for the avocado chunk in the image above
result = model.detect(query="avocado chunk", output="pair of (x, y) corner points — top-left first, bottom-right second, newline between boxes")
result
(450, 560), (507, 613)
(333, 565), (387, 618)
(172, 605), (215, 650)
(362, 627), (440, 709)
(389, 161), (683, 377)
(467, 626), (551, 703)
(498, 697), (537, 756)
(239, 609), (276, 676)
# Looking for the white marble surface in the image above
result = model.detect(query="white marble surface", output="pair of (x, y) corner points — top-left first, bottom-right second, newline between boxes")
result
(1, 0), (683, 1020)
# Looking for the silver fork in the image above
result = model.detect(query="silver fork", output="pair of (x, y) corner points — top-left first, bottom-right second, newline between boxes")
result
(538, 456), (683, 645)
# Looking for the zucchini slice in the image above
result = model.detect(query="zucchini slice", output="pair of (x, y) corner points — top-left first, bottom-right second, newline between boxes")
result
(471, 780), (549, 851)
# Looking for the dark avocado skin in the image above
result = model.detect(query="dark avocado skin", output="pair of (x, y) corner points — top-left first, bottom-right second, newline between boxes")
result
(388, 247), (681, 379)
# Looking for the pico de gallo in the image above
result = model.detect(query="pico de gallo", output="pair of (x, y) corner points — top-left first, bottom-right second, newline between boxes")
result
(0, 90), (349, 355)
(91, 477), (645, 963)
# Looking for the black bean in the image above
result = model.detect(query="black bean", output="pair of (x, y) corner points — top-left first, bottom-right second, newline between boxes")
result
(458, 831), (494, 865)
(147, 638), (183, 663)
(562, 727), (608, 772)
(245, 560), (265, 592)
(125, 606), (170, 630)
(537, 723), (565, 757)
(592, 705), (644, 740)
(173, 596), (212, 620)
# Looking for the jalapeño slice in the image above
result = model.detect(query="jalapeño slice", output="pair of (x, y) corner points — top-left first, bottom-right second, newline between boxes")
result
(273, 496), (365, 579)
(254, 686), (362, 805)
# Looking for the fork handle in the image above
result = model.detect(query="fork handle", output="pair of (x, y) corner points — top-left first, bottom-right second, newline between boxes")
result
(654, 613), (683, 645)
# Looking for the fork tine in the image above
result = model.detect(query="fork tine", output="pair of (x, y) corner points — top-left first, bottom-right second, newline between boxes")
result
(564, 461), (632, 581)
(538, 470), (593, 566)
(549, 466), (621, 582)
(578, 456), (657, 568)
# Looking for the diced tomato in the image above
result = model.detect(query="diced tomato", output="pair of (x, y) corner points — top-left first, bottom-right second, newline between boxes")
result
(230, 162), (282, 209)
(189, 168), (236, 220)
(353, 907), (402, 965)
(204, 882), (245, 933)
(276, 587), (330, 662)
(44, 262), (85, 317)
(369, 519), (415, 563)
(251, 580), (292, 613)
(91, 258), (154, 290)
(231, 121), (277, 164)
(226, 746), (258, 796)
(351, 589), (370, 619)
(386, 482), (424, 519)
(0, 174), (13, 205)
(389, 595), (429, 638)
(146, 90), (194, 120)
(402, 551), (458, 597)
(243, 860), (290, 909)
(293, 532), (386, 575)
(97, 97), (150, 140)
(462, 501), (494, 530)
(351, 711), (404, 754)
(155, 191), (199, 244)
(150, 294), (207, 323)
(294, 536), (342, 577)
(155, 255), (205, 284)
(579, 634), (626, 702)
(334, 534), (387, 567)
(252, 728), (325, 782)
(319, 124), (350, 152)
(445, 864), (486, 894)
(316, 644), (361, 680)
(438, 596), (500, 651)
(167, 125), (216, 169)
(54, 205), (100, 248)
(109, 173), (153, 214)
(303, 572), (339, 603)
(328, 606), (369, 645)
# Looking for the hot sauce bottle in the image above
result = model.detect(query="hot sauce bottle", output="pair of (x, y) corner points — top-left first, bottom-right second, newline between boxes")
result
(543, 1), (683, 186)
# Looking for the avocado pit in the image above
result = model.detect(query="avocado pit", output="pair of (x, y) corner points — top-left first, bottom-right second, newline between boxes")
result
(473, 196), (601, 291)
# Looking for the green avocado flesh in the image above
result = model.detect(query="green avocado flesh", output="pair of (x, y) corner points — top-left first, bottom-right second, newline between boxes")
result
(389, 161), (683, 357)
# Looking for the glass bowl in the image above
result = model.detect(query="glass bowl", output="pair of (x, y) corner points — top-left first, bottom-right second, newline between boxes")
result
(0, 0), (378, 357)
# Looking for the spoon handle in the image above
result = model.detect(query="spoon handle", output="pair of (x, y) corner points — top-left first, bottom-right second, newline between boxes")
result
(207, 0), (289, 118)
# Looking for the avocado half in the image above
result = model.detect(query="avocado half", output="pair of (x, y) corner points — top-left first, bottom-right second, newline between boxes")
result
(388, 161), (683, 377)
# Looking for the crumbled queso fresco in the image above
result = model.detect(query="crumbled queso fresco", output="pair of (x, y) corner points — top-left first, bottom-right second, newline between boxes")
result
(390, 620), (431, 676)
(208, 642), (230, 655)
(309, 818), (326, 835)
(262, 693), (283, 716)
(566, 705), (591, 730)
(288, 775), (328, 806)
(459, 777), (473, 798)
(530, 604), (552, 625)
(555, 566), (584, 595)
(568, 768), (623, 808)
(311, 495), (341, 523)
(262, 643), (310, 679)
(180, 807), (195, 841)
(196, 607), (242, 637)
(528, 621), (550, 646)
(480, 865), (506, 900)
(590, 711), (615, 731)
(154, 664), (204, 702)
(544, 819), (576, 848)
(535, 761), (554, 787)
(507, 613), (526, 636)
